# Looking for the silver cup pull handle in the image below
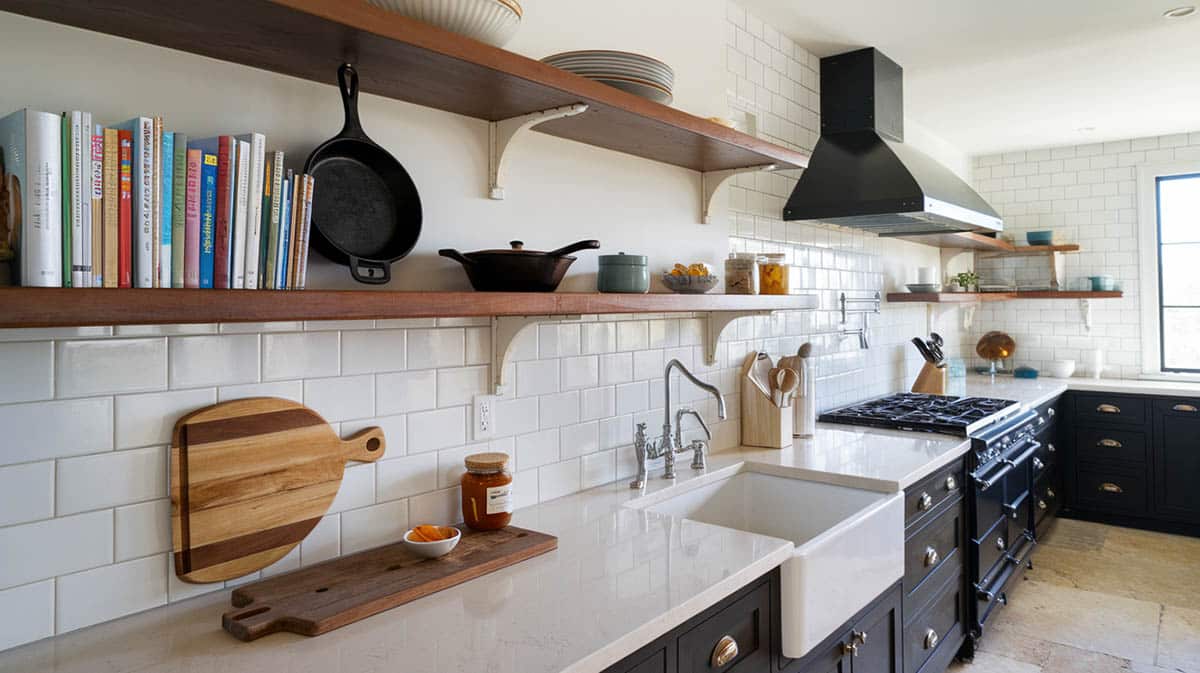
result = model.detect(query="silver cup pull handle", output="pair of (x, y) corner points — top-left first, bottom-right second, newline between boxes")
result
(1173, 404), (1198, 413)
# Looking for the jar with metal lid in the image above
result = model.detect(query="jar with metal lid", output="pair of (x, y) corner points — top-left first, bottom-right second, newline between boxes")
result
(461, 452), (513, 531)
(724, 252), (760, 294)
(758, 253), (789, 295)
(597, 252), (650, 293)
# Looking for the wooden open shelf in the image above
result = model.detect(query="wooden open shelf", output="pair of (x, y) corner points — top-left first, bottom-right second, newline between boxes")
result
(0, 289), (820, 329)
(894, 232), (1015, 252)
(887, 291), (1122, 304)
(979, 244), (1080, 257)
(0, 0), (809, 175)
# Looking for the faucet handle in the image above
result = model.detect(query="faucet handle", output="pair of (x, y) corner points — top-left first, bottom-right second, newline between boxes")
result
(689, 439), (707, 470)
(635, 422), (647, 441)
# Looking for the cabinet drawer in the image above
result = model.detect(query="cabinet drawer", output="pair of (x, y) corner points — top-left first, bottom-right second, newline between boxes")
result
(1075, 426), (1148, 464)
(1074, 394), (1147, 426)
(1034, 476), (1061, 531)
(903, 572), (964, 673)
(678, 581), (770, 673)
(1075, 463), (1148, 516)
(903, 497), (962, 610)
(974, 516), (1011, 585)
(1034, 436), (1060, 473)
(1156, 398), (1200, 417)
(905, 460), (964, 530)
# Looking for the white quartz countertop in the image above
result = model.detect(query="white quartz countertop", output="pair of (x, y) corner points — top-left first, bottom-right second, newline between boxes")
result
(0, 421), (975, 673)
(964, 374), (1200, 410)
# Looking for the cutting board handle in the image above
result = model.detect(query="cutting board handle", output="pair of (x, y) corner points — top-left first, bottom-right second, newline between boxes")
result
(341, 426), (386, 462)
(223, 603), (291, 642)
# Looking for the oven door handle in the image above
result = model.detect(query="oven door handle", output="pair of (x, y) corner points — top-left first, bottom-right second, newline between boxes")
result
(975, 441), (1041, 490)
(976, 533), (1037, 602)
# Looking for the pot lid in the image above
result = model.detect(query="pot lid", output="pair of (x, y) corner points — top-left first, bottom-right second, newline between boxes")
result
(598, 252), (647, 265)
(463, 240), (601, 257)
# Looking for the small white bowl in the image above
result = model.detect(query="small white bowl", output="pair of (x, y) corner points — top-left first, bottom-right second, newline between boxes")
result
(403, 526), (462, 559)
(366, 0), (522, 47)
(1048, 360), (1076, 379)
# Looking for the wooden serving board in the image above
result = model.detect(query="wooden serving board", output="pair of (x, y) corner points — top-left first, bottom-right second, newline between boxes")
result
(171, 397), (385, 583)
(222, 525), (558, 641)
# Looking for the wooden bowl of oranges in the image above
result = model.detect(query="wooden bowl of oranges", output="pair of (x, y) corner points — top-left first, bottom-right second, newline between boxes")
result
(663, 263), (718, 294)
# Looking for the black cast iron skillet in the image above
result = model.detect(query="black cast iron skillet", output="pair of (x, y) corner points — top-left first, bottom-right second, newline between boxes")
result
(304, 64), (422, 284)
(439, 240), (600, 292)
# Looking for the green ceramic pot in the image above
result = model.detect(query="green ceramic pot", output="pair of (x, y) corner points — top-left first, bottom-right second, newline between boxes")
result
(597, 253), (649, 293)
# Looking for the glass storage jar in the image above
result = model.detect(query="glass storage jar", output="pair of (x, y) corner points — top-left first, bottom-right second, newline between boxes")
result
(461, 452), (513, 531)
(758, 253), (789, 295)
(724, 252), (760, 294)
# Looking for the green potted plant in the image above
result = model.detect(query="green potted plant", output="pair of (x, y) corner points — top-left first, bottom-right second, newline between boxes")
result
(952, 271), (978, 293)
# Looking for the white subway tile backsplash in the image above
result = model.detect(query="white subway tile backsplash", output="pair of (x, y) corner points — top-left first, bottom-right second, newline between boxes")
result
(217, 379), (303, 403)
(580, 449), (616, 490)
(516, 359), (559, 397)
(167, 334), (259, 389)
(615, 381), (649, 415)
(538, 324), (581, 358)
(262, 547), (300, 578)
(376, 369), (438, 415)
(407, 328), (464, 369)
(0, 580), (54, 650)
(343, 414), (407, 458)
(0, 462), (53, 526)
(56, 447), (167, 515)
(114, 499), (171, 562)
(328, 463), (377, 514)
(114, 388), (214, 450)
(408, 487), (461, 526)
(436, 366), (488, 408)
(304, 375), (374, 423)
(56, 555), (166, 633)
(55, 338), (167, 398)
(300, 514), (341, 566)
(262, 332), (339, 380)
(0, 341), (52, 404)
(1, 397), (113, 465)
(581, 323), (615, 354)
(341, 329), (406, 375)
(538, 458), (580, 502)
(539, 390), (580, 429)
(377, 452), (439, 500)
(561, 355), (599, 390)
(0, 511), (113, 589)
(494, 396), (539, 437)
(599, 352), (633, 384)
(516, 428), (560, 470)
(580, 386), (616, 421)
(341, 500), (408, 554)
(465, 327), (490, 366)
(407, 406), (466, 453)
(616, 321), (648, 351)
(560, 421), (599, 459)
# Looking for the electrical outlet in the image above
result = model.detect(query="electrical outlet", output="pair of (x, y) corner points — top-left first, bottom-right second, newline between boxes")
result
(474, 394), (497, 440)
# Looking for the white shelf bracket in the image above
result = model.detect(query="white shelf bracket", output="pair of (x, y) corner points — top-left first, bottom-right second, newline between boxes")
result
(490, 314), (582, 394)
(1079, 299), (1093, 332)
(704, 311), (770, 365)
(701, 164), (776, 224)
(488, 103), (589, 200)
(927, 303), (978, 331)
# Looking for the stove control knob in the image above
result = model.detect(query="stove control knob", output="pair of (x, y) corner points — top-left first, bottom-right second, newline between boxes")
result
(1048, 443), (1056, 453)
(1047, 408), (1056, 417)
(944, 476), (957, 491)
(1038, 499), (1048, 510)
(918, 493), (933, 511)
(1037, 416), (1046, 426)
(923, 629), (939, 650)
(1046, 488), (1056, 498)
(1033, 457), (1045, 471)
(924, 546), (940, 567)
(996, 536), (1006, 551)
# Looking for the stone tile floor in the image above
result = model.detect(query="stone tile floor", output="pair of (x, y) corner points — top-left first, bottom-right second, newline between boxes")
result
(950, 517), (1200, 673)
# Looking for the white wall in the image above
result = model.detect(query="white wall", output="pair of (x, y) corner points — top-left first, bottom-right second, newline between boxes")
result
(968, 132), (1200, 377)
(0, 3), (972, 650)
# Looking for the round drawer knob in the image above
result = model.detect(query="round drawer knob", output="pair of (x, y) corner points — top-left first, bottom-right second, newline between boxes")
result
(852, 630), (868, 645)
(1047, 407), (1056, 417)
(944, 476), (957, 491)
(924, 546), (940, 567)
(1038, 499), (1048, 510)
(923, 628), (939, 650)
(996, 536), (1006, 550)
(1046, 488), (1056, 498)
(918, 492), (933, 511)
(1048, 443), (1056, 453)
(711, 635), (739, 668)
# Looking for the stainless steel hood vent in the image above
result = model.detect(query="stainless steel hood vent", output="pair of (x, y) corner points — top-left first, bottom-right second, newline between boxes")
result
(783, 48), (1002, 235)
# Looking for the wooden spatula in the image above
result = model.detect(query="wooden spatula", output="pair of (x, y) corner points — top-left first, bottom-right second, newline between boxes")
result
(171, 397), (385, 583)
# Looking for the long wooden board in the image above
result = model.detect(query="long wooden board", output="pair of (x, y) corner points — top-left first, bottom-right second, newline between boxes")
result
(171, 397), (385, 583)
(222, 525), (557, 641)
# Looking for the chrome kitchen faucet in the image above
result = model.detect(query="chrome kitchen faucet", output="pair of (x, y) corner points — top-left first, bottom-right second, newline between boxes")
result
(629, 359), (727, 489)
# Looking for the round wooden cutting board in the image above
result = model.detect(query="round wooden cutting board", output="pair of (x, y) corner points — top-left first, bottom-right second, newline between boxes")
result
(170, 397), (385, 583)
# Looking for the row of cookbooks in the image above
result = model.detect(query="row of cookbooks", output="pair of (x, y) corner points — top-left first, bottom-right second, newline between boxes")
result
(0, 107), (316, 289)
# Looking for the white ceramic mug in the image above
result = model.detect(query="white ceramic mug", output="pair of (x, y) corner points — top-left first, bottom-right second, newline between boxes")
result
(917, 266), (937, 284)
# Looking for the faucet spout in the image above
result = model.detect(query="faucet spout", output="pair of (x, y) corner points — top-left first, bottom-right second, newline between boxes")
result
(663, 359), (727, 435)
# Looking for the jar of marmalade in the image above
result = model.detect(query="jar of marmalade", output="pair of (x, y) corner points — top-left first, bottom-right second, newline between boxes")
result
(461, 453), (513, 531)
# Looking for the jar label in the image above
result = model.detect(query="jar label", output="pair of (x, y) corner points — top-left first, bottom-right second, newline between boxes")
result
(486, 484), (513, 515)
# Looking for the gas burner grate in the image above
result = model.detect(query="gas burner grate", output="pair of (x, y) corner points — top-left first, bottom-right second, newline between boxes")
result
(819, 393), (1020, 436)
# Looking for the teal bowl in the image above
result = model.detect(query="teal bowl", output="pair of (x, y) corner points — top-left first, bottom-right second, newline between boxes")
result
(1026, 231), (1053, 245)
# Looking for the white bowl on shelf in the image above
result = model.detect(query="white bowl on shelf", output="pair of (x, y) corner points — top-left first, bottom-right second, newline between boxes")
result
(367, 0), (522, 47)
(1048, 360), (1076, 379)
(402, 526), (462, 559)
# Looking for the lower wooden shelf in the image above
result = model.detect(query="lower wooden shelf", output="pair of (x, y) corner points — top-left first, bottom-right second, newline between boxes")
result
(887, 291), (1123, 303)
(0, 288), (819, 328)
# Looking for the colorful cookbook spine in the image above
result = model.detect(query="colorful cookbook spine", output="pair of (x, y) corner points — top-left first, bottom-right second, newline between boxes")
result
(102, 128), (118, 288)
(170, 133), (187, 288)
(159, 130), (173, 288)
(90, 123), (103, 287)
(60, 113), (70, 286)
(257, 157), (272, 288)
(288, 175), (306, 290)
(264, 152), (284, 289)
(183, 149), (201, 288)
(117, 130), (133, 288)
(231, 139), (250, 289)
(236, 133), (265, 290)
(198, 152), (217, 289)
(0, 108), (62, 287)
(115, 117), (153, 288)
(296, 174), (314, 290)
(275, 173), (291, 290)
(208, 136), (233, 288)
(69, 110), (84, 288)
(151, 116), (162, 287)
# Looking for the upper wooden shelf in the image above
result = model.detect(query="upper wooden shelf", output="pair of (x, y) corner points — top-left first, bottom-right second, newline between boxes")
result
(895, 232), (1015, 252)
(887, 291), (1122, 303)
(0, 0), (810, 175)
(0, 289), (820, 329)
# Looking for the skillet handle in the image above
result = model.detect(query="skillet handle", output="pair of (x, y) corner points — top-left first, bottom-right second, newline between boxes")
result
(546, 239), (601, 257)
(438, 249), (473, 266)
(348, 256), (390, 285)
(337, 64), (368, 141)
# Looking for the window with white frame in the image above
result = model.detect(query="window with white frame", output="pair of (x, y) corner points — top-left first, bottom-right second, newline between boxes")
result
(1139, 163), (1200, 374)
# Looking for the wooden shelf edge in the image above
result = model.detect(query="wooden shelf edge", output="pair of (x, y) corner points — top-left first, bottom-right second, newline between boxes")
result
(886, 291), (1123, 303)
(893, 232), (1015, 252)
(978, 244), (1082, 257)
(0, 289), (819, 329)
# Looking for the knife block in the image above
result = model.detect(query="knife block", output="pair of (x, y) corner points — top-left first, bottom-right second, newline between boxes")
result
(741, 352), (793, 449)
(911, 363), (947, 395)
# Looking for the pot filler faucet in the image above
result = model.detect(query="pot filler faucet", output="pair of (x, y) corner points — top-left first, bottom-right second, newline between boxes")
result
(629, 359), (727, 489)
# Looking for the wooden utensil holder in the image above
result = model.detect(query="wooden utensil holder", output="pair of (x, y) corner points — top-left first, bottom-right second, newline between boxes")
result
(741, 352), (793, 448)
(911, 362), (948, 395)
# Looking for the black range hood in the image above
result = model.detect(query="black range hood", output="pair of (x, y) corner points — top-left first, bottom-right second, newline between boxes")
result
(783, 48), (1002, 235)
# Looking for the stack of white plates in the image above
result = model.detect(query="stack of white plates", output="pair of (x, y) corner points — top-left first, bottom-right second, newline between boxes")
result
(367, 0), (523, 47)
(542, 50), (674, 104)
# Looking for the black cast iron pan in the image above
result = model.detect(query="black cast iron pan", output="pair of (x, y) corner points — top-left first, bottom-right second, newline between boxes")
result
(439, 240), (600, 292)
(304, 64), (422, 284)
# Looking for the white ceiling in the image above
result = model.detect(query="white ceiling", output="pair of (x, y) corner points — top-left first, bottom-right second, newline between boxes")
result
(738, 0), (1200, 155)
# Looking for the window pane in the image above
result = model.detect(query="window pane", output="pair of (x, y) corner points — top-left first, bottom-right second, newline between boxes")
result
(1163, 307), (1200, 372)
(1160, 243), (1200, 306)
(1158, 175), (1200, 244)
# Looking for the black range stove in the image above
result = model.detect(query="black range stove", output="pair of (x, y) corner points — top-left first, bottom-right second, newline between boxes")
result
(819, 392), (1021, 436)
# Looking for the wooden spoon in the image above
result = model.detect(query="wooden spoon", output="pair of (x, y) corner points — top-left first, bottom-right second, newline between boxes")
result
(776, 368), (799, 407)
